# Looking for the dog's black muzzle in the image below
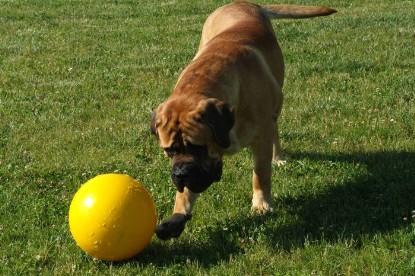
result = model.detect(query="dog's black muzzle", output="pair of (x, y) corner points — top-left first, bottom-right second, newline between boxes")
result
(171, 160), (222, 193)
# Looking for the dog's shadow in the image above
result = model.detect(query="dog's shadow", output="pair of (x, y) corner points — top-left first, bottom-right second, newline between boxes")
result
(130, 150), (415, 267)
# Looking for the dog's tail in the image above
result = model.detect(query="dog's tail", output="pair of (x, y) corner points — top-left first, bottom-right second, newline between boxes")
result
(262, 4), (336, 19)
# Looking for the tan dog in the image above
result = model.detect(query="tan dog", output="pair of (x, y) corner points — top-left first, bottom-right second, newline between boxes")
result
(151, 1), (336, 240)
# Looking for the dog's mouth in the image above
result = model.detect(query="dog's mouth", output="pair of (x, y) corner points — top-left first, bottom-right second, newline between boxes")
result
(171, 159), (222, 193)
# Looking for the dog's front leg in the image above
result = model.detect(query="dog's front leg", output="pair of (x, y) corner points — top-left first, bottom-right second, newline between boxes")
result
(251, 136), (274, 213)
(155, 188), (198, 240)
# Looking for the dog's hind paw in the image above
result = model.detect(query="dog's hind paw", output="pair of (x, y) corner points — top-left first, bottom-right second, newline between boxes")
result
(273, 159), (287, 167)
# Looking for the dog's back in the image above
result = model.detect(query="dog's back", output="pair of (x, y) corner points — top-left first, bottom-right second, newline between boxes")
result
(198, 2), (276, 57)
(194, 1), (336, 87)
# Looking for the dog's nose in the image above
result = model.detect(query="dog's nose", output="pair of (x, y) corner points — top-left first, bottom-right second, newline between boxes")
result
(171, 162), (199, 192)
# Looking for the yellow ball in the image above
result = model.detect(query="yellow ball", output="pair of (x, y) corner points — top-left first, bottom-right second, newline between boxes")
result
(69, 174), (157, 261)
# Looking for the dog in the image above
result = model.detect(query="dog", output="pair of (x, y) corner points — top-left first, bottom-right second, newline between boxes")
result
(150, 1), (336, 240)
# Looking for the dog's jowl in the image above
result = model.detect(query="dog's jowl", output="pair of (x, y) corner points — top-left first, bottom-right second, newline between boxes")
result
(150, 1), (336, 240)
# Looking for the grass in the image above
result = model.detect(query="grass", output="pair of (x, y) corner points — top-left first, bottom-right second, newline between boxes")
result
(1, 0), (414, 274)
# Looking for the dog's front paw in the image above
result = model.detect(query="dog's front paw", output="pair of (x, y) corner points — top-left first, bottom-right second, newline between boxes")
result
(155, 213), (192, 240)
(251, 196), (274, 214)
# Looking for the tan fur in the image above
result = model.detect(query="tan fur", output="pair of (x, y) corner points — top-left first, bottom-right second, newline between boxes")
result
(152, 1), (336, 222)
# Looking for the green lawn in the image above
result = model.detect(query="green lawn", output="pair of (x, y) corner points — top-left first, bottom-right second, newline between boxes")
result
(1, 0), (414, 274)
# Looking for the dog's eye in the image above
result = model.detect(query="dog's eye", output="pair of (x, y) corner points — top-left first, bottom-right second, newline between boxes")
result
(186, 143), (207, 155)
(164, 147), (179, 158)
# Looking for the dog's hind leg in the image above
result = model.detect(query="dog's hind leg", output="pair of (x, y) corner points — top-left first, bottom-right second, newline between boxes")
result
(272, 120), (286, 166)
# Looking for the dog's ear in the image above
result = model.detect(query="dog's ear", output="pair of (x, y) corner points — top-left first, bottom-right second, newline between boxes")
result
(199, 99), (234, 148)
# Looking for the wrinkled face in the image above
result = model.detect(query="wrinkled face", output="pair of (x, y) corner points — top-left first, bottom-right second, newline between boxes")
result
(151, 97), (234, 194)
(161, 137), (223, 193)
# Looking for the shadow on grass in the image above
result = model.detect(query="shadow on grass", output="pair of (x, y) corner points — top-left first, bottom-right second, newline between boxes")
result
(131, 150), (415, 267)
(277, 150), (415, 242)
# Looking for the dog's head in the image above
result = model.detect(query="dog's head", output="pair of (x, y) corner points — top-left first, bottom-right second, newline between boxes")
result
(151, 97), (234, 193)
